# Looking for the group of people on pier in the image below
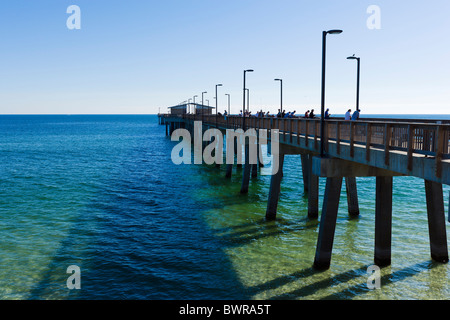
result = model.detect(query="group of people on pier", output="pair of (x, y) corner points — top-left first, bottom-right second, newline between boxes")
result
(232, 107), (361, 120)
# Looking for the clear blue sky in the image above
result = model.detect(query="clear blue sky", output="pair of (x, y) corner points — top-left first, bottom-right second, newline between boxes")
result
(0, 0), (449, 115)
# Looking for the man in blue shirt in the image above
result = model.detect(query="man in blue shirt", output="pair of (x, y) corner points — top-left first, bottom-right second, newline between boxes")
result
(351, 109), (360, 121)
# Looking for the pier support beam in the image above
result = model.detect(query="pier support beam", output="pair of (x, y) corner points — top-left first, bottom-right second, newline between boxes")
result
(266, 154), (285, 221)
(259, 143), (265, 168)
(240, 144), (251, 194)
(301, 154), (310, 194)
(425, 180), (449, 263)
(374, 176), (393, 267)
(225, 164), (233, 178)
(252, 164), (258, 178)
(345, 177), (360, 217)
(313, 177), (343, 270)
(308, 156), (319, 219)
(236, 144), (242, 168)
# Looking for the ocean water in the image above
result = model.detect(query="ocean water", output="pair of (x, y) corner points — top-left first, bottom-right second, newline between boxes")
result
(0, 114), (449, 300)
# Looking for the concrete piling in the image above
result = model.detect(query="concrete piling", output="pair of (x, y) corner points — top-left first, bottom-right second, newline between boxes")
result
(313, 177), (343, 270)
(425, 180), (449, 263)
(345, 177), (360, 217)
(374, 176), (393, 267)
(301, 154), (310, 194)
(266, 154), (285, 221)
(308, 155), (319, 219)
(240, 143), (251, 194)
(225, 164), (233, 178)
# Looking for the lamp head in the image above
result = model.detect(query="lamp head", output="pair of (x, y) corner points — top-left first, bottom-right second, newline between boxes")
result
(245, 69), (254, 73)
(327, 29), (343, 35)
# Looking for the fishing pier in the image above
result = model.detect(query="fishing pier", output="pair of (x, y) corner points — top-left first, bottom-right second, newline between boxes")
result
(159, 112), (450, 270)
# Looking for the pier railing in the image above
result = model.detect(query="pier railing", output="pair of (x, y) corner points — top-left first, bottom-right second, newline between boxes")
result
(162, 114), (450, 178)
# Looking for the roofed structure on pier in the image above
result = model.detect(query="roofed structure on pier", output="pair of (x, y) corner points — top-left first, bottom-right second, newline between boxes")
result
(169, 103), (214, 115)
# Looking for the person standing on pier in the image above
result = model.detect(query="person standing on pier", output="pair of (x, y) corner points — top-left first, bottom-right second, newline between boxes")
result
(351, 109), (360, 121)
(345, 109), (352, 121)
(325, 108), (331, 119)
(309, 109), (315, 118)
(304, 110), (310, 118)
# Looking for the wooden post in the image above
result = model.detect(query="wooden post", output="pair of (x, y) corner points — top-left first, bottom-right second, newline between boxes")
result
(407, 125), (415, 172)
(314, 121), (318, 151)
(424, 180), (449, 263)
(336, 121), (341, 155)
(305, 121), (309, 147)
(375, 176), (393, 267)
(350, 122), (355, 158)
(384, 124), (391, 166)
(366, 123), (372, 162)
(345, 177), (360, 217)
(290, 119), (294, 143)
(435, 126), (444, 179)
(266, 154), (285, 221)
(313, 177), (343, 270)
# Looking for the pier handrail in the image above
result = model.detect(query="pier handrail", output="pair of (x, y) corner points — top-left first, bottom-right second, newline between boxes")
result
(163, 113), (450, 179)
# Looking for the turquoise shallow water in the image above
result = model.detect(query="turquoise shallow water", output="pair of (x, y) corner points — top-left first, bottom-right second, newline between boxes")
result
(0, 114), (449, 300)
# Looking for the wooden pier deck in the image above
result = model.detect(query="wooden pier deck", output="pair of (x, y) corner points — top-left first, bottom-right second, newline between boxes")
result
(159, 113), (450, 270)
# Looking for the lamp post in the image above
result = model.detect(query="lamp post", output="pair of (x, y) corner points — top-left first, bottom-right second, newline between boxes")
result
(320, 29), (343, 158)
(274, 78), (283, 114)
(347, 55), (361, 113)
(242, 69), (254, 131)
(215, 84), (223, 127)
(225, 94), (230, 115)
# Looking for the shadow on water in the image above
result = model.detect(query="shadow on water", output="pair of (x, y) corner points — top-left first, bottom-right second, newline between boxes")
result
(27, 207), (97, 299)
(319, 260), (438, 300)
(267, 265), (371, 300)
(237, 260), (440, 300)
(212, 218), (319, 248)
(27, 124), (253, 300)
